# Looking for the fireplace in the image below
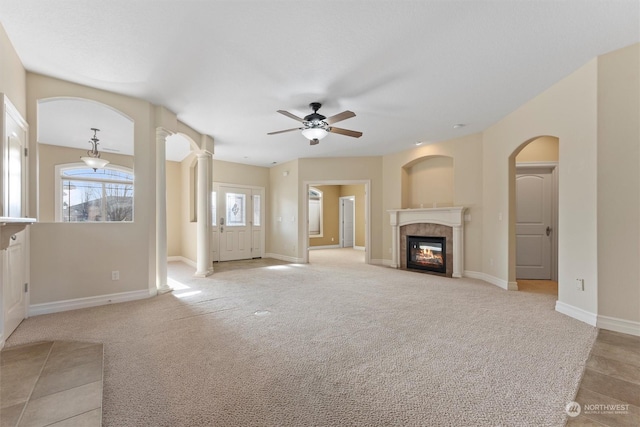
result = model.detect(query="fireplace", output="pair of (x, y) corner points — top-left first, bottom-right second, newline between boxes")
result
(407, 236), (446, 274)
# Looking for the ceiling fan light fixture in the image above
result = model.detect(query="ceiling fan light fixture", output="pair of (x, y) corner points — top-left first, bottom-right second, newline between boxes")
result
(301, 127), (328, 140)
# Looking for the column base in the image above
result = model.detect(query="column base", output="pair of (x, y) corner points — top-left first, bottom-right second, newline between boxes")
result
(194, 268), (213, 278)
(157, 284), (173, 294)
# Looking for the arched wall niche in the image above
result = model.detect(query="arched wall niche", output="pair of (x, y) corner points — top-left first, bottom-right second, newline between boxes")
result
(36, 97), (135, 222)
(401, 155), (454, 209)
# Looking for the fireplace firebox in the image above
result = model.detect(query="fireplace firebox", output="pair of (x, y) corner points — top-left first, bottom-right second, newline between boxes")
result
(407, 236), (446, 274)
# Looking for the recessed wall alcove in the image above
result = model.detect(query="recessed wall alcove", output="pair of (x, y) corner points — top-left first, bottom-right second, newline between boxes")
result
(401, 155), (454, 209)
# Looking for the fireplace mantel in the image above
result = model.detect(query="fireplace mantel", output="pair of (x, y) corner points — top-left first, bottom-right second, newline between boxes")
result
(388, 207), (465, 277)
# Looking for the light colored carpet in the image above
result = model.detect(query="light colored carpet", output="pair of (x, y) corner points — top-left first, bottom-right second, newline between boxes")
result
(6, 249), (596, 426)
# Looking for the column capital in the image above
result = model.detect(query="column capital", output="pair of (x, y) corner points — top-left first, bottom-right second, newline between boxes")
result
(195, 150), (213, 159)
(156, 127), (173, 141)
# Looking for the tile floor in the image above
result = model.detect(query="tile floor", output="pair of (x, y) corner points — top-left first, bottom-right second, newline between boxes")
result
(567, 329), (640, 426)
(0, 341), (103, 427)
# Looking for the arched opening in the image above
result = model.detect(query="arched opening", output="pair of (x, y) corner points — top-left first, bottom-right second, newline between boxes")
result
(36, 97), (134, 222)
(508, 136), (559, 296)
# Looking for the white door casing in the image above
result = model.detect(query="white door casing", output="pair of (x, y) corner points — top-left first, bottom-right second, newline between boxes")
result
(516, 165), (557, 280)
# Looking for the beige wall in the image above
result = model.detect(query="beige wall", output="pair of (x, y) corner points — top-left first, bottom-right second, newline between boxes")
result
(405, 156), (454, 208)
(166, 160), (182, 257)
(483, 59), (599, 314)
(597, 43), (640, 324)
(180, 153), (198, 263)
(383, 134), (484, 272)
(37, 144), (134, 222)
(267, 159), (300, 259)
(0, 24), (26, 118)
(27, 72), (161, 304)
(515, 136), (559, 163)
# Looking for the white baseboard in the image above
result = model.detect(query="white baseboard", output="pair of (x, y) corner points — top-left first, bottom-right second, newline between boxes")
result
(308, 245), (340, 250)
(597, 314), (640, 336)
(265, 253), (305, 263)
(370, 258), (394, 267)
(168, 256), (196, 268)
(354, 246), (365, 251)
(29, 289), (152, 317)
(555, 301), (597, 326)
(464, 271), (517, 290)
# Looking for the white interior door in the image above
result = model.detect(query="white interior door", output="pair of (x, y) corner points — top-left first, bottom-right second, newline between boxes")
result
(3, 98), (28, 339)
(341, 197), (355, 248)
(251, 189), (264, 258)
(516, 168), (553, 279)
(219, 186), (252, 261)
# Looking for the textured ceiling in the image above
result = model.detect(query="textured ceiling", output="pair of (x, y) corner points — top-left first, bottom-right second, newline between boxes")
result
(1, 0), (638, 167)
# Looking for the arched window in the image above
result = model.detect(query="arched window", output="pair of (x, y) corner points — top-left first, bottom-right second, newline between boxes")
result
(309, 187), (323, 237)
(56, 164), (134, 222)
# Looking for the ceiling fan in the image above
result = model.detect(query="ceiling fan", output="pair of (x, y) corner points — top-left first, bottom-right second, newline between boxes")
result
(268, 102), (363, 145)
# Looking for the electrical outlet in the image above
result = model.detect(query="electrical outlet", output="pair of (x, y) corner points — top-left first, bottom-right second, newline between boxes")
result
(112, 270), (120, 281)
(576, 279), (584, 291)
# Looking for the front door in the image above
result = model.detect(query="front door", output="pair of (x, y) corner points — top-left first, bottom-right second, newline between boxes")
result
(219, 186), (253, 261)
(516, 167), (554, 279)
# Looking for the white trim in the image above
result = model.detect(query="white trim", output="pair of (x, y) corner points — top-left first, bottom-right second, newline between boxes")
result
(354, 246), (365, 251)
(168, 256), (196, 268)
(465, 271), (518, 290)
(370, 258), (394, 267)
(463, 270), (485, 280)
(308, 244), (341, 250)
(29, 289), (151, 317)
(265, 253), (304, 263)
(555, 301), (598, 326)
(597, 315), (640, 336)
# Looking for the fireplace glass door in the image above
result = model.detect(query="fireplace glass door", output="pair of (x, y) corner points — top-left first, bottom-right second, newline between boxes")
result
(407, 236), (446, 273)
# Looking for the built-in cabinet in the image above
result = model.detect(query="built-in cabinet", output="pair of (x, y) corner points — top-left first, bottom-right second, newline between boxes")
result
(1, 94), (33, 347)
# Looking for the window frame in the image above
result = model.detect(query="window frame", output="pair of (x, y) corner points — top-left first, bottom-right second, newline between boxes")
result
(55, 162), (134, 223)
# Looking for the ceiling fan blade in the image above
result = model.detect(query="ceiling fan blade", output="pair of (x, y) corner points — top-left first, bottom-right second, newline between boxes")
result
(277, 110), (305, 122)
(329, 127), (363, 138)
(325, 110), (355, 125)
(267, 127), (302, 135)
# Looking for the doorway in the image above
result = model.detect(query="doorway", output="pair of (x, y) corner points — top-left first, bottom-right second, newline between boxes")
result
(510, 136), (559, 295)
(304, 180), (370, 264)
(212, 183), (264, 262)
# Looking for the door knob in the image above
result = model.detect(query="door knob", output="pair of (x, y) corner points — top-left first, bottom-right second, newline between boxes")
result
(546, 226), (552, 236)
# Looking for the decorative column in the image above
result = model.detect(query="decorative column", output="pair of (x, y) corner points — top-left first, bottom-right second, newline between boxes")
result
(195, 151), (213, 277)
(156, 128), (172, 293)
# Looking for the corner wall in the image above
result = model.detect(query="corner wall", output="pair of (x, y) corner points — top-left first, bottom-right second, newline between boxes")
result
(597, 43), (640, 331)
(483, 59), (599, 319)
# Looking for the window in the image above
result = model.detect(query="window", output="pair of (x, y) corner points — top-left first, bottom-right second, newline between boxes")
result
(211, 191), (217, 226)
(253, 194), (261, 226)
(309, 187), (323, 237)
(226, 192), (246, 226)
(57, 164), (133, 222)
